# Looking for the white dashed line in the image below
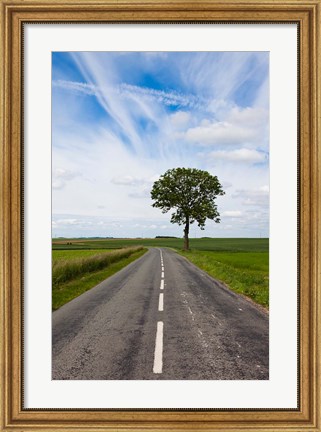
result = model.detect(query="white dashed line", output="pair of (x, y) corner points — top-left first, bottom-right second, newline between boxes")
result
(155, 250), (164, 373)
(158, 293), (164, 311)
(153, 321), (163, 374)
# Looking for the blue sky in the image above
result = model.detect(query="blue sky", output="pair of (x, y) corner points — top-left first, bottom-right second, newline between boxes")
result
(52, 52), (269, 238)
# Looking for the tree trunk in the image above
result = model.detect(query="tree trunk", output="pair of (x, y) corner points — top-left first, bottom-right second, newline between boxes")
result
(183, 218), (190, 250)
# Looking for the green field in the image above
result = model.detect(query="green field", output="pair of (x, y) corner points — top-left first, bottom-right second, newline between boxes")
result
(52, 237), (269, 310)
(53, 237), (268, 252)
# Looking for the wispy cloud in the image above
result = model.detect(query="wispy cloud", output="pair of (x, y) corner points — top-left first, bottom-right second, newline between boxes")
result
(52, 52), (269, 237)
(53, 79), (206, 110)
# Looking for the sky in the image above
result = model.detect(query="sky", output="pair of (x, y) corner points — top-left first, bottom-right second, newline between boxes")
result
(52, 51), (269, 238)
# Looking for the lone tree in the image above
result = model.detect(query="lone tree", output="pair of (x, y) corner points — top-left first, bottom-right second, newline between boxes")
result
(151, 168), (225, 250)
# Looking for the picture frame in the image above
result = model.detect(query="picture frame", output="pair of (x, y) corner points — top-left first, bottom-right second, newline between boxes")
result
(1, 0), (320, 430)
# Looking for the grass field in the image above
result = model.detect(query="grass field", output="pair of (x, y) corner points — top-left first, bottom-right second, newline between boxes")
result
(53, 237), (268, 252)
(52, 237), (269, 310)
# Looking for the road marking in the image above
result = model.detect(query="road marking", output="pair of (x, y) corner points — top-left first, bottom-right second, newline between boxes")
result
(238, 308), (243, 311)
(153, 321), (163, 374)
(161, 266), (164, 271)
(160, 280), (164, 290)
(161, 271), (164, 278)
(158, 293), (164, 311)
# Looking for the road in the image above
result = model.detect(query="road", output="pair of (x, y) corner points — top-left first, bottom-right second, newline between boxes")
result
(52, 247), (269, 380)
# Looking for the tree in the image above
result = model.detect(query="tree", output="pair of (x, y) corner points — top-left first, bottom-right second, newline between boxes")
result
(151, 168), (225, 250)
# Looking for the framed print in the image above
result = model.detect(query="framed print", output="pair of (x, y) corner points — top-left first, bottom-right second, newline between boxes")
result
(0, 1), (320, 431)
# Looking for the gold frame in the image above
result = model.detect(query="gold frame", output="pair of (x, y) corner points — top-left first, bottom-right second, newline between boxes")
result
(1, 1), (320, 430)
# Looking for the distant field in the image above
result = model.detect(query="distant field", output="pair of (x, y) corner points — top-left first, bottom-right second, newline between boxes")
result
(52, 237), (269, 252)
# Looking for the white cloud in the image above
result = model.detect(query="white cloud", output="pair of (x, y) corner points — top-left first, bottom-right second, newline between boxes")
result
(128, 189), (151, 199)
(232, 186), (269, 207)
(52, 168), (80, 190)
(56, 218), (80, 225)
(170, 111), (191, 128)
(111, 175), (144, 186)
(52, 80), (96, 96)
(185, 121), (255, 146)
(222, 210), (243, 218)
(208, 148), (268, 164)
(227, 106), (268, 128)
(184, 106), (268, 149)
(222, 181), (233, 189)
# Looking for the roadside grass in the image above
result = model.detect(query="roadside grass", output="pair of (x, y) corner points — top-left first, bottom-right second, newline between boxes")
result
(179, 250), (269, 309)
(52, 249), (112, 263)
(52, 247), (146, 310)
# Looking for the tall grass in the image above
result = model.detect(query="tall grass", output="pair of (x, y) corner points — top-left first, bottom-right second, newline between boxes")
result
(53, 246), (144, 287)
(52, 248), (147, 310)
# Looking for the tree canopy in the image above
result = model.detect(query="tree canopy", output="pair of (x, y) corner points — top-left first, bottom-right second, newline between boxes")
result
(151, 167), (225, 250)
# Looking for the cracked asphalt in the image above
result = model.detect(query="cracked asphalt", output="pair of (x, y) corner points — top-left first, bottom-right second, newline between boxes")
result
(52, 247), (269, 380)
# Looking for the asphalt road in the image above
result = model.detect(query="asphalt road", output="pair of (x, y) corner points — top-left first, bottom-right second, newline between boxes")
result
(52, 247), (269, 380)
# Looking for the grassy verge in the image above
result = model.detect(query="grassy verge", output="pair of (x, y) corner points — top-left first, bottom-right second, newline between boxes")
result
(178, 250), (269, 309)
(52, 247), (146, 310)
(53, 249), (112, 263)
(53, 247), (144, 287)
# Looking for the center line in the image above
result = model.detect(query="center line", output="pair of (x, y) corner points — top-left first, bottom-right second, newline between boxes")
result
(160, 280), (164, 290)
(158, 293), (164, 311)
(161, 271), (164, 278)
(153, 321), (163, 374)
